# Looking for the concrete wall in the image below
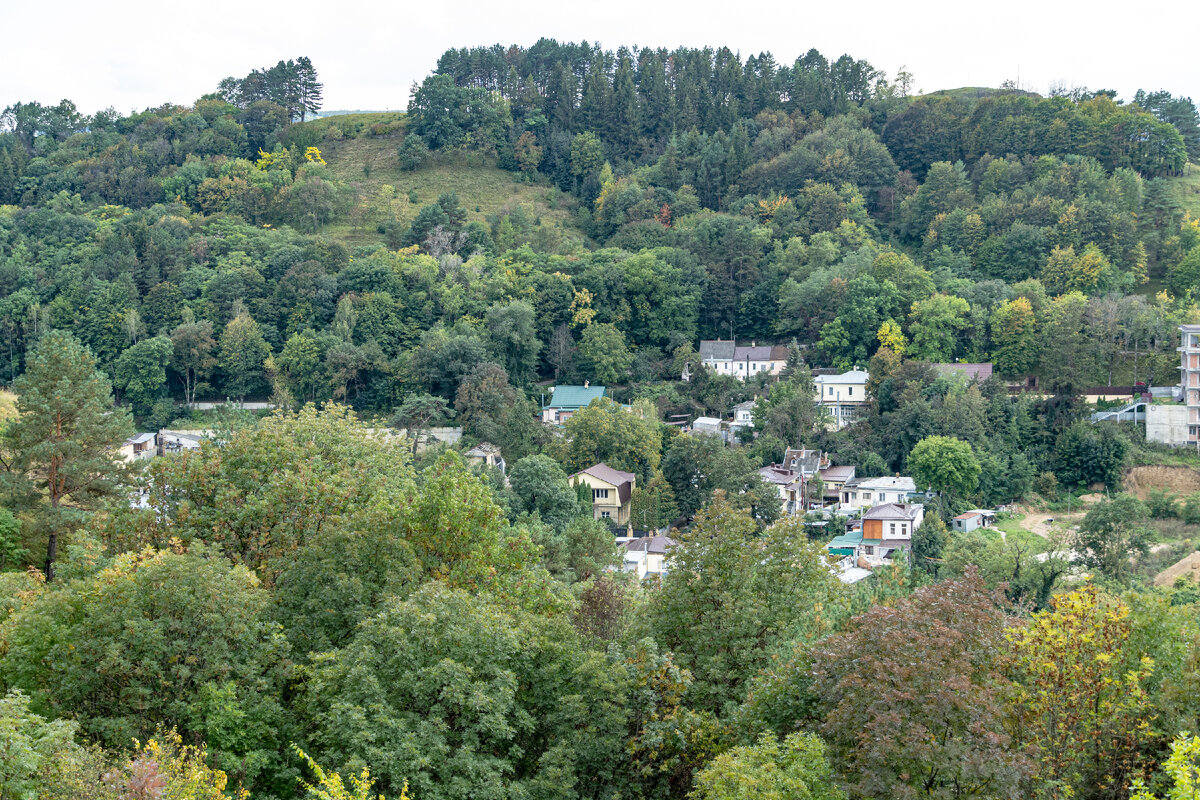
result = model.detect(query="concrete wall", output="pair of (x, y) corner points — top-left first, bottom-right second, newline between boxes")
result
(1147, 404), (1190, 446)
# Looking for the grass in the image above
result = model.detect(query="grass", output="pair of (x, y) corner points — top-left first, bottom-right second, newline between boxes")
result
(1169, 161), (1200, 220)
(298, 113), (585, 250)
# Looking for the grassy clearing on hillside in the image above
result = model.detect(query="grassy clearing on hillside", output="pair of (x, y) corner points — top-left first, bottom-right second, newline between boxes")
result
(0, 389), (16, 423)
(1173, 162), (1200, 219)
(298, 113), (584, 250)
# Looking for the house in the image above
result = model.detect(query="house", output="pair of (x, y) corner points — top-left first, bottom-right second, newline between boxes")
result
(120, 432), (157, 462)
(758, 464), (804, 516)
(696, 340), (789, 381)
(465, 442), (505, 473)
(813, 369), (869, 429)
(621, 535), (676, 579)
(839, 476), (918, 511)
(571, 463), (635, 525)
(860, 503), (925, 564)
(816, 465), (856, 504)
(952, 509), (997, 533)
(781, 448), (828, 478)
(932, 362), (994, 383)
(690, 416), (724, 439)
(541, 384), (606, 424)
(730, 399), (757, 431)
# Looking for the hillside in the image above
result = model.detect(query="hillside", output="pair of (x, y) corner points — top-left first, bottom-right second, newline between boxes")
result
(293, 113), (584, 249)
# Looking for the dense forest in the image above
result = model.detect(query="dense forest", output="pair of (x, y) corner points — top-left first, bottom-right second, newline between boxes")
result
(4, 41), (1200, 800)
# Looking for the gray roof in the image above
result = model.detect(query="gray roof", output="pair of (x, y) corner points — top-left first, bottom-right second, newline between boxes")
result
(863, 503), (923, 521)
(759, 465), (799, 485)
(573, 463), (635, 505)
(626, 535), (677, 554)
(819, 465), (856, 482)
(465, 442), (501, 457)
(700, 340), (736, 361)
(782, 448), (824, 474)
(126, 432), (156, 445)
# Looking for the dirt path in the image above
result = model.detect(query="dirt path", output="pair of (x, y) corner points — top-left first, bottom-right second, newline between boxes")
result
(1155, 551), (1200, 586)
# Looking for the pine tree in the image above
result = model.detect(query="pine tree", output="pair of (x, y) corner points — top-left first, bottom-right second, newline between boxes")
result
(1, 330), (133, 580)
(296, 57), (323, 122)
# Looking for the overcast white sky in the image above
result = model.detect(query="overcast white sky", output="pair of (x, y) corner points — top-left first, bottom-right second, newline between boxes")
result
(4, 0), (1197, 114)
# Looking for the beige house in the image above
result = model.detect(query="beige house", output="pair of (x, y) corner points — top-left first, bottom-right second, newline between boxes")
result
(813, 369), (869, 429)
(465, 442), (505, 472)
(570, 463), (635, 525)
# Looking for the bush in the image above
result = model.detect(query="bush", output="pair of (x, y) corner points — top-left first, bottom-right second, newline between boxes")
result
(398, 135), (429, 171)
(1148, 489), (1180, 519)
(1182, 493), (1200, 525)
(1034, 471), (1060, 500)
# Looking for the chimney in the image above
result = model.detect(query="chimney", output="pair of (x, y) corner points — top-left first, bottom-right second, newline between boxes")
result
(584, 380), (590, 388)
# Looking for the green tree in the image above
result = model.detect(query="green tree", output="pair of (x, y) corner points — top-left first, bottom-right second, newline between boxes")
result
(0, 508), (25, 571)
(1, 330), (132, 580)
(486, 300), (541, 383)
(558, 396), (662, 481)
(644, 496), (841, 712)
(274, 330), (326, 406)
(578, 322), (633, 384)
(1075, 494), (1153, 583)
(507, 454), (584, 532)
(113, 334), (173, 417)
(908, 435), (980, 503)
(754, 368), (822, 447)
(391, 392), (453, 455)
(1054, 420), (1128, 489)
(218, 312), (271, 403)
(907, 293), (970, 362)
(911, 512), (947, 576)
(0, 688), (94, 800)
(692, 732), (844, 800)
(0, 545), (291, 790)
(990, 296), (1040, 377)
(170, 309), (218, 406)
(629, 475), (680, 531)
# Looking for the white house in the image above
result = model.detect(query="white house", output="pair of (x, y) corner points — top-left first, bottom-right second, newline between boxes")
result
(621, 535), (676, 580)
(730, 399), (757, 431)
(839, 476), (918, 511)
(697, 341), (789, 381)
(813, 369), (869, 429)
(860, 502), (925, 565)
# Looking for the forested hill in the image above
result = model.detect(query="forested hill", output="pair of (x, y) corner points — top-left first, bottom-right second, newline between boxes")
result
(0, 42), (1199, 429)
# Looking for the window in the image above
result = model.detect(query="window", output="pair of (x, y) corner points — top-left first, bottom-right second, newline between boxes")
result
(864, 546), (874, 555)
(848, 387), (853, 396)
(828, 387), (834, 396)
(889, 523), (896, 535)
(600, 511), (610, 519)
(593, 488), (609, 500)
(863, 492), (871, 501)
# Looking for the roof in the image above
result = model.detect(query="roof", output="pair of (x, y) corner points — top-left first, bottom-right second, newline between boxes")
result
(814, 369), (869, 385)
(852, 476), (917, 492)
(934, 362), (994, 382)
(826, 529), (864, 550)
(954, 511), (983, 521)
(700, 340), (736, 361)
(782, 448), (825, 474)
(125, 432), (156, 445)
(692, 416), (721, 427)
(732, 399), (757, 412)
(863, 503), (923, 521)
(545, 385), (606, 409)
(465, 442), (501, 457)
(819, 465), (856, 482)
(626, 535), (677, 554)
(758, 465), (800, 485)
(574, 463), (635, 487)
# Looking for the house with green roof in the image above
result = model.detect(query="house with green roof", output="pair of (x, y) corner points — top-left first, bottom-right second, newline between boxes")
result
(541, 383), (606, 424)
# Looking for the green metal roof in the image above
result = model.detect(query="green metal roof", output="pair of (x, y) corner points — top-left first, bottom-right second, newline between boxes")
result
(545, 385), (606, 409)
(826, 530), (863, 550)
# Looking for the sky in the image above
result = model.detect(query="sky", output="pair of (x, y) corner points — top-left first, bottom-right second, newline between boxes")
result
(3, 0), (1198, 114)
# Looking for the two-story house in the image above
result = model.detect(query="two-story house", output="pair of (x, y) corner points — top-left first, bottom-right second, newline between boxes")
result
(696, 340), (789, 381)
(571, 463), (635, 524)
(816, 464), (856, 505)
(840, 476), (918, 511)
(813, 369), (869, 429)
(860, 502), (925, 564)
(622, 535), (676, 579)
(730, 399), (757, 433)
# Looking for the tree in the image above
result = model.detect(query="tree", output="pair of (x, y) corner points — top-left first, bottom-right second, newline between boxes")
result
(558, 396), (662, 481)
(218, 313), (271, 403)
(113, 335), (173, 417)
(1131, 734), (1200, 800)
(1054, 420), (1128, 489)
(578, 322), (633, 384)
(692, 732), (844, 800)
(1075, 494), (1153, 583)
(644, 497), (842, 712)
(507, 454), (584, 532)
(392, 392), (453, 455)
(1, 331), (132, 580)
(911, 512), (948, 576)
(990, 297), (1040, 377)
(170, 310), (217, 405)
(907, 293), (970, 362)
(629, 476), (680, 531)
(0, 545), (291, 790)
(486, 300), (541, 383)
(1007, 586), (1154, 799)
(811, 570), (1029, 799)
(755, 369), (822, 446)
(274, 331), (326, 406)
(908, 435), (980, 504)
(0, 688), (93, 800)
